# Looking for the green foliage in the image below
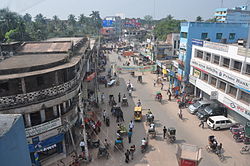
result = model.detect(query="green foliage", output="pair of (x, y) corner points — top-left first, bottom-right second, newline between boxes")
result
(196, 16), (203, 22)
(153, 15), (184, 40)
(0, 8), (102, 42)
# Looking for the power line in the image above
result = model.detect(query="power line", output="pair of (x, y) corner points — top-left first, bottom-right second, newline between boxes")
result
(18, 0), (48, 14)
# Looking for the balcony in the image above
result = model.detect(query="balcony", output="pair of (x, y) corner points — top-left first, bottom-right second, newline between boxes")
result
(0, 77), (79, 109)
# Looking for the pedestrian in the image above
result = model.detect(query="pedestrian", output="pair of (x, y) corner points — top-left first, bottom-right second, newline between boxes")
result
(161, 82), (164, 90)
(199, 119), (205, 128)
(80, 140), (85, 152)
(163, 126), (167, 139)
(120, 111), (124, 122)
(128, 129), (133, 143)
(129, 120), (134, 131)
(105, 80), (107, 88)
(101, 92), (105, 103)
(118, 92), (121, 103)
(167, 89), (172, 101)
(130, 145), (136, 160)
(153, 80), (156, 87)
(125, 149), (130, 163)
(103, 110), (106, 122)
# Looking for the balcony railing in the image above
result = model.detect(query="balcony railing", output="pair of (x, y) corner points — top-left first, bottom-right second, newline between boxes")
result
(0, 77), (78, 109)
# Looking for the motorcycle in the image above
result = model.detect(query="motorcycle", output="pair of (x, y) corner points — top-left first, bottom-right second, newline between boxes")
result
(233, 132), (245, 142)
(141, 143), (148, 153)
(97, 147), (109, 159)
(240, 146), (250, 154)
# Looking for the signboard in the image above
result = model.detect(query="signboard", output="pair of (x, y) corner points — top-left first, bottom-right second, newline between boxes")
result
(192, 39), (203, 46)
(116, 65), (157, 72)
(25, 118), (62, 137)
(204, 41), (228, 52)
(102, 20), (114, 27)
(189, 75), (197, 85)
(191, 59), (250, 92)
(193, 69), (201, 78)
(210, 91), (218, 100)
(223, 97), (250, 120)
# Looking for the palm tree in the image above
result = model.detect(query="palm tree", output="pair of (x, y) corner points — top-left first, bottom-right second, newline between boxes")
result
(23, 13), (32, 23)
(68, 14), (76, 26)
(89, 11), (102, 34)
(196, 16), (203, 22)
(166, 14), (174, 21)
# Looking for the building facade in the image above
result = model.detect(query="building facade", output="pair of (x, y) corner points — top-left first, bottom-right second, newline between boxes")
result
(0, 114), (32, 166)
(189, 39), (250, 124)
(177, 22), (249, 90)
(166, 33), (180, 57)
(0, 37), (90, 165)
(215, 5), (250, 23)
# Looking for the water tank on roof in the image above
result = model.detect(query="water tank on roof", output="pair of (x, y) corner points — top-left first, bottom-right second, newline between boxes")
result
(221, 38), (227, 44)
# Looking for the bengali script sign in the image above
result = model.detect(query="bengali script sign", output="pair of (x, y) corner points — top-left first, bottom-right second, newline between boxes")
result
(116, 65), (157, 72)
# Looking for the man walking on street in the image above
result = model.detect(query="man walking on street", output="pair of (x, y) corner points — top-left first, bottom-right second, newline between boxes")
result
(129, 120), (134, 131)
(161, 82), (164, 90)
(118, 92), (121, 103)
(163, 126), (167, 139)
(199, 119), (205, 128)
(125, 149), (130, 163)
(167, 88), (172, 101)
(80, 139), (85, 152)
(103, 110), (106, 122)
(128, 129), (133, 143)
(130, 145), (136, 160)
(153, 80), (156, 87)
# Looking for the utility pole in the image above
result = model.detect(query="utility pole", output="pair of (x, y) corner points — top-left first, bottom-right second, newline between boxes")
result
(94, 35), (101, 103)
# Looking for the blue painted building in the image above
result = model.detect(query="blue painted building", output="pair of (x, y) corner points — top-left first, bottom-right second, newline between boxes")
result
(0, 114), (32, 166)
(177, 22), (249, 89)
(215, 5), (250, 23)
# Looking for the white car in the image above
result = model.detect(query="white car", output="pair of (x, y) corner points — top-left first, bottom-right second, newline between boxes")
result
(207, 116), (236, 130)
(108, 79), (116, 86)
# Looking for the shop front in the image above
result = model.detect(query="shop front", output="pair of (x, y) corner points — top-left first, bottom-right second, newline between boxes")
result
(29, 133), (64, 166)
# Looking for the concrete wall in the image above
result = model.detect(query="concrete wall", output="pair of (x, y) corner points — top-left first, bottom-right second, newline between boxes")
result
(0, 116), (32, 166)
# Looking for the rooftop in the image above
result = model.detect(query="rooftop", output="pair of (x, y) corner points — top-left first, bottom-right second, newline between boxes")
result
(18, 41), (72, 54)
(46, 37), (83, 45)
(0, 53), (68, 74)
(0, 114), (22, 137)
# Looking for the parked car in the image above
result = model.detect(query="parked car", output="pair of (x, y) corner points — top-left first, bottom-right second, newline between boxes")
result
(207, 116), (236, 130)
(188, 100), (213, 114)
(196, 106), (227, 120)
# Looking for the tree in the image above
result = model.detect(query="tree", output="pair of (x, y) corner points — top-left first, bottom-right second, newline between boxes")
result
(23, 13), (32, 23)
(206, 17), (217, 22)
(196, 16), (203, 22)
(166, 14), (174, 21)
(89, 11), (102, 33)
(68, 14), (76, 26)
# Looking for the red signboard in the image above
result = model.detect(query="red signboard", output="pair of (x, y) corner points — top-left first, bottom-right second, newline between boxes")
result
(86, 72), (96, 81)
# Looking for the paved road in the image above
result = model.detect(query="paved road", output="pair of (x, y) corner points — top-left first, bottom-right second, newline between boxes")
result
(87, 52), (249, 166)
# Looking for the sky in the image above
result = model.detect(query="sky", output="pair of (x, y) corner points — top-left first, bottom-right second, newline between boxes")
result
(0, 0), (248, 21)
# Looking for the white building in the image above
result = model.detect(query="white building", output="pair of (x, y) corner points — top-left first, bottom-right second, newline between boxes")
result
(189, 40), (250, 123)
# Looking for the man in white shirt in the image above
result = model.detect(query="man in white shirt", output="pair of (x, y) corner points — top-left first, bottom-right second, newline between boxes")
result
(80, 140), (85, 152)
(129, 120), (134, 131)
(141, 138), (147, 146)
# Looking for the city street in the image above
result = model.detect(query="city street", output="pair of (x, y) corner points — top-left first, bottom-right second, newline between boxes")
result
(87, 52), (249, 166)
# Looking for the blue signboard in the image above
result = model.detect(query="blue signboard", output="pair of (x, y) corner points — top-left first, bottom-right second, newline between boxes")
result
(102, 20), (114, 27)
(192, 39), (204, 46)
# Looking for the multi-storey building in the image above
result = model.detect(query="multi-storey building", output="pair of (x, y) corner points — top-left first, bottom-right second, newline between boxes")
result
(166, 33), (180, 57)
(176, 22), (249, 91)
(0, 37), (90, 165)
(214, 5), (250, 23)
(189, 39), (250, 124)
(0, 114), (32, 166)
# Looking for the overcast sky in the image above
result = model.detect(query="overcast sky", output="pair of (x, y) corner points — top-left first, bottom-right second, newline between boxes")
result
(0, 0), (248, 20)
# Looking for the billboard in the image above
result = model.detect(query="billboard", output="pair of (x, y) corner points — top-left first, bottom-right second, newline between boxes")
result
(102, 20), (115, 27)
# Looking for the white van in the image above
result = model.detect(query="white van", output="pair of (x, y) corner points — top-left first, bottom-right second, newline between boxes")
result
(207, 116), (235, 130)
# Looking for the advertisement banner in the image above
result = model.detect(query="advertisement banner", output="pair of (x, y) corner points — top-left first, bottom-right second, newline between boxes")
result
(116, 65), (157, 72)
(192, 39), (204, 47)
(191, 59), (250, 92)
(193, 69), (201, 78)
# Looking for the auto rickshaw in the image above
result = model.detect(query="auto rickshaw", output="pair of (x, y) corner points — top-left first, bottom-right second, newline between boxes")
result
(134, 106), (142, 121)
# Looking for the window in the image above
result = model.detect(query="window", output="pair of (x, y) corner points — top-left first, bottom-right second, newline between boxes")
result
(0, 82), (9, 93)
(203, 73), (208, 82)
(213, 55), (220, 64)
(45, 107), (56, 121)
(233, 61), (242, 72)
(229, 33), (235, 40)
(246, 64), (250, 75)
(219, 81), (226, 91)
(210, 77), (217, 86)
(228, 85), (237, 97)
(240, 91), (250, 103)
(201, 33), (208, 39)
(37, 76), (44, 86)
(30, 111), (42, 126)
(205, 53), (211, 61)
(216, 33), (223, 40)
(181, 32), (187, 38)
(196, 50), (203, 59)
(222, 58), (230, 68)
